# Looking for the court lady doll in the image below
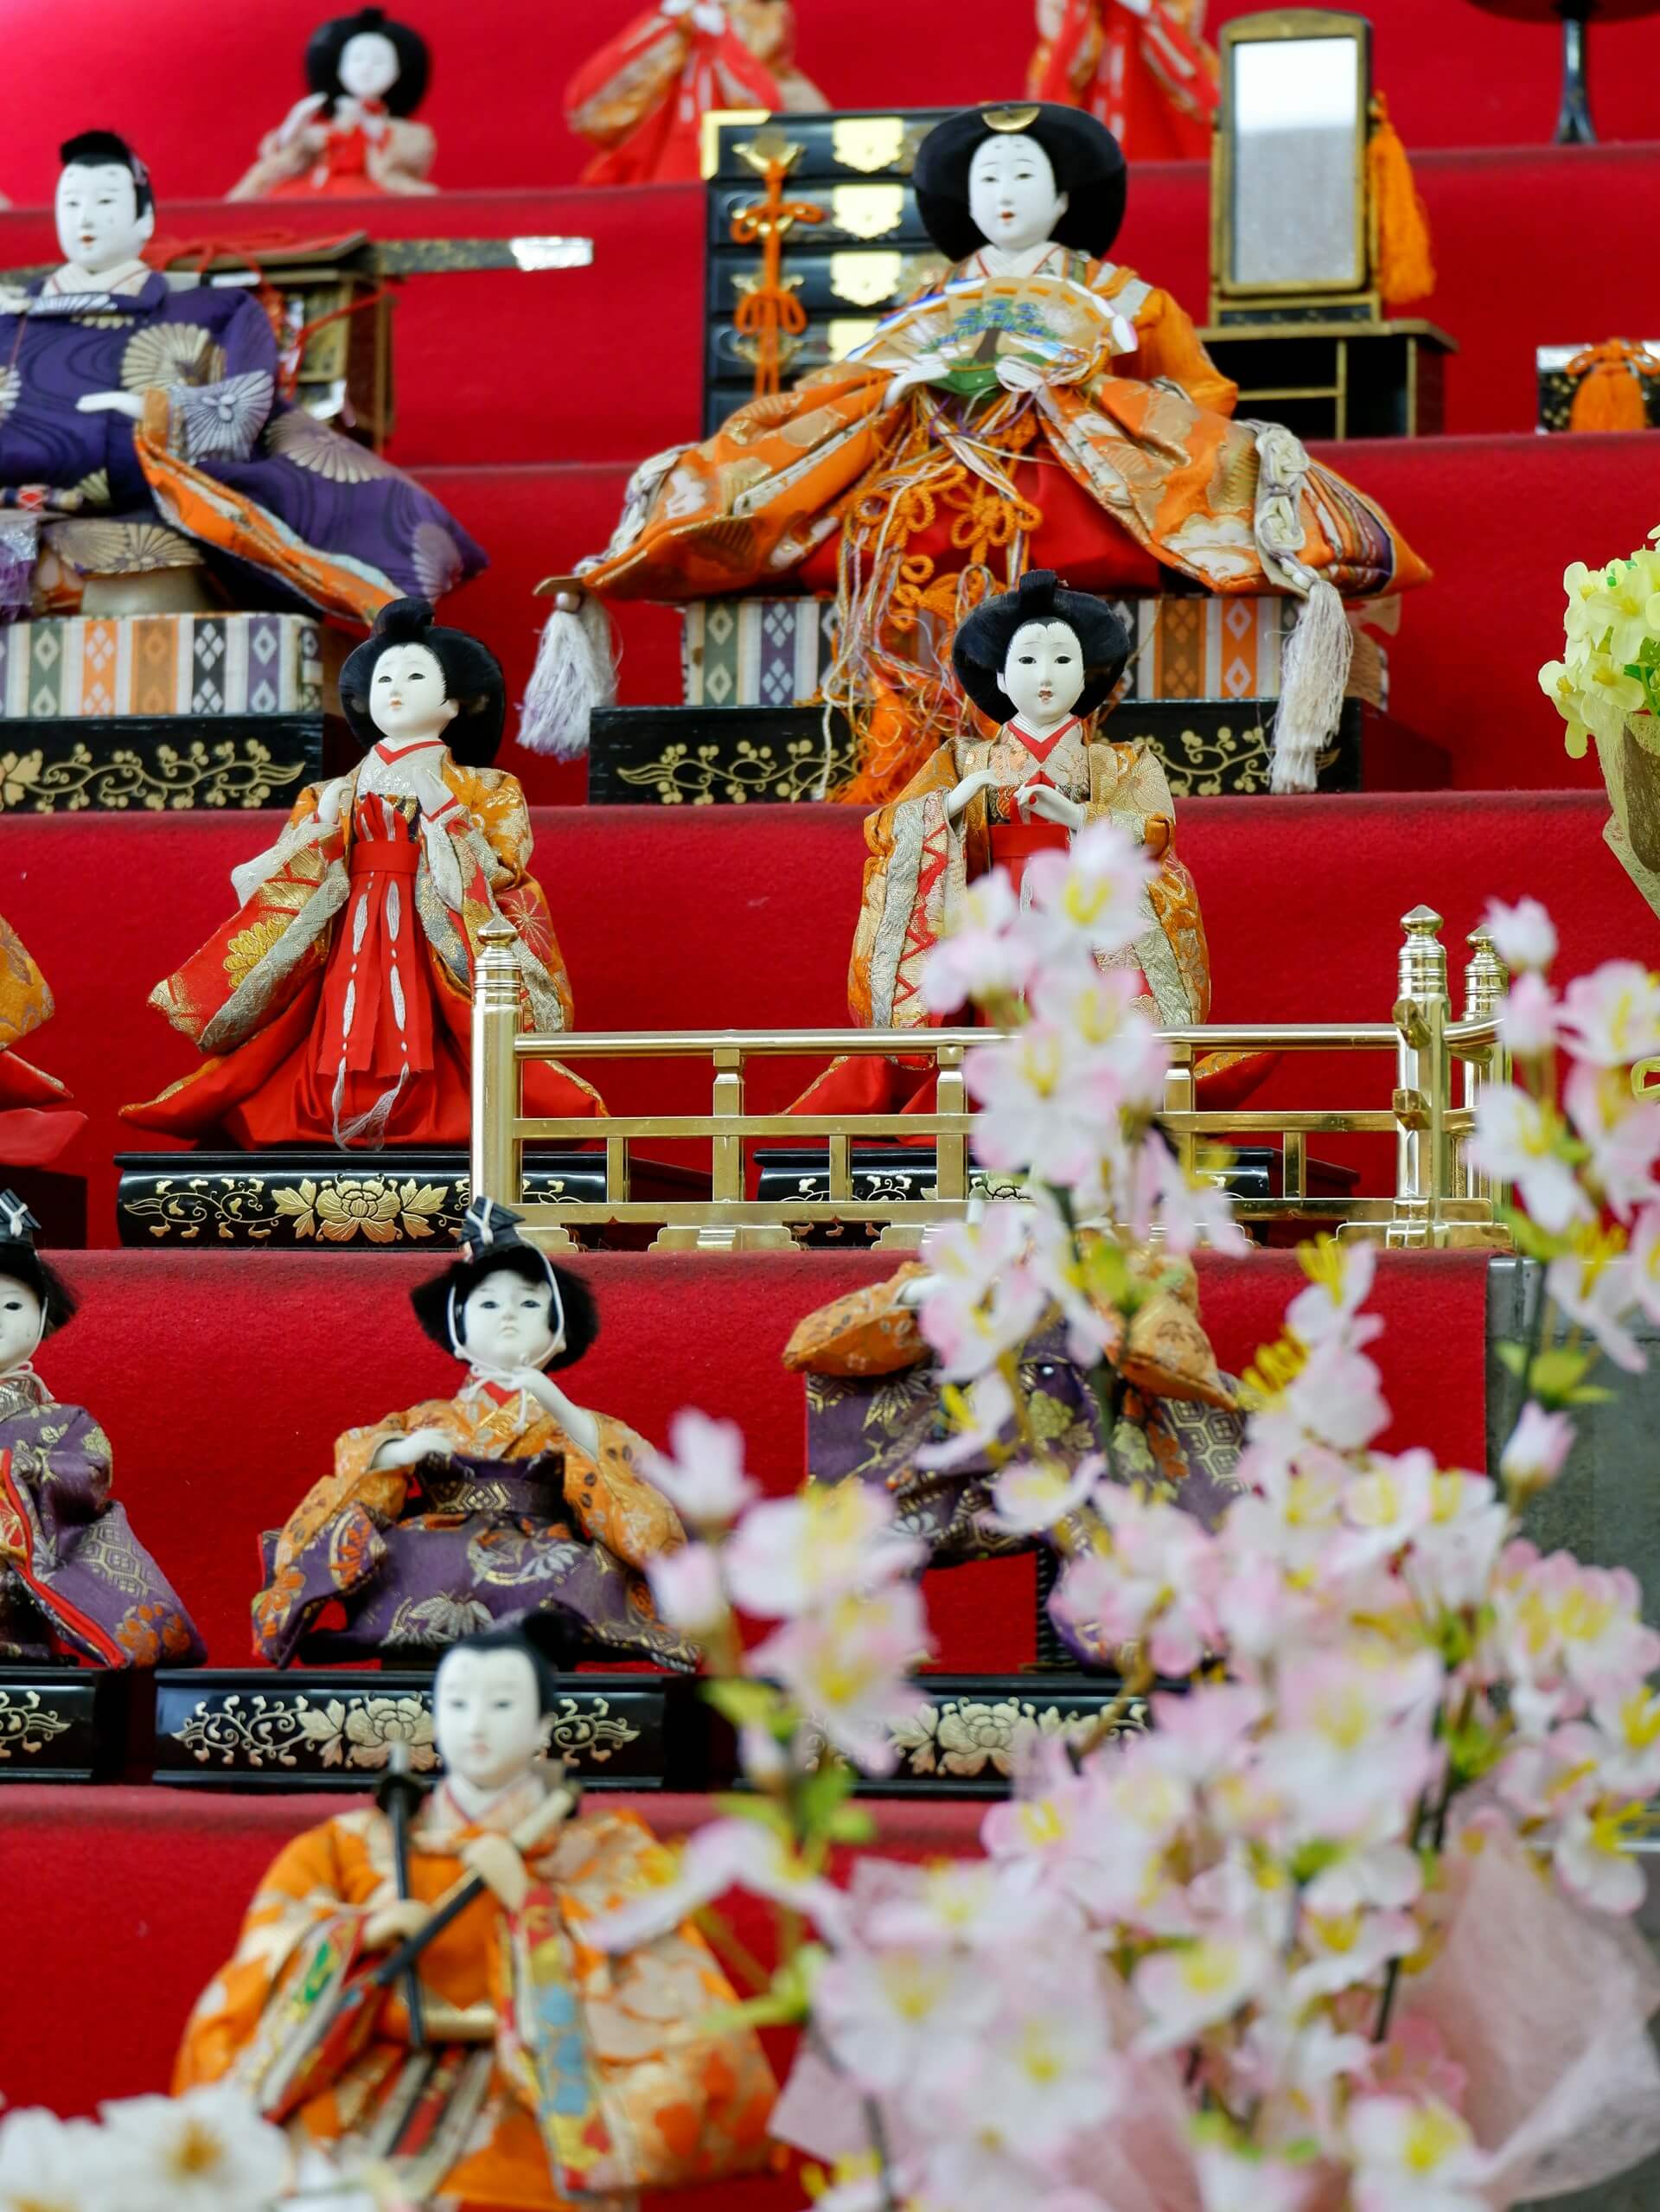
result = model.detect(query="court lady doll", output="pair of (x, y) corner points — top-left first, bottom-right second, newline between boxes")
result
(231, 8), (437, 198)
(0, 1193), (203, 1667)
(124, 600), (601, 1149)
(252, 1201), (694, 1667)
(177, 1620), (777, 2200)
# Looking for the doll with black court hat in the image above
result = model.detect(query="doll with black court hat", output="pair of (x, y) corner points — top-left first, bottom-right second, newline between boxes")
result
(0, 1192), (204, 1668)
(231, 8), (437, 198)
(539, 98), (1427, 794)
(252, 1200), (695, 1669)
(123, 598), (603, 1150)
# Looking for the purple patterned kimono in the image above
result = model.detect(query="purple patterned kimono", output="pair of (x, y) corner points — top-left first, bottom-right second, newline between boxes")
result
(0, 1374), (205, 1667)
(0, 271), (484, 613)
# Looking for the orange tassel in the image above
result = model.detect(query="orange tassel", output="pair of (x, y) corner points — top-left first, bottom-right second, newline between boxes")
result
(1566, 341), (1658, 432)
(1367, 93), (1435, 307)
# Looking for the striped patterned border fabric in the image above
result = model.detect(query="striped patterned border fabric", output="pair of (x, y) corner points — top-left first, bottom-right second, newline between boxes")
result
(0, 613), (324, 719)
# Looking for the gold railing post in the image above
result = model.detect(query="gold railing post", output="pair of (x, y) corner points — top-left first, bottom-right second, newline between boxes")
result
(936, 1042), (967, 1204)
(1163, 1039), (1197, 1183)
(471, 917), (522, 1215)
(1459, 924), (1510, 1204)
(1387, 905), (1449, 1247)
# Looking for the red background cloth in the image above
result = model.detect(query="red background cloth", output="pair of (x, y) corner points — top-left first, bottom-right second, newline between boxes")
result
(0, 0), (1652, 205)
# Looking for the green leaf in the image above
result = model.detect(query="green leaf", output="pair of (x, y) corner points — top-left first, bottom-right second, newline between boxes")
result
(1567, 1384), (1615, 1406)
(827, 1803), (878, 1844)
(794, 1763), (858, 1838)
(707, 1792), (792, 1837)
(703, 1678), (785, 1730)
(1494, 1341), (1529, 1378)
(1529, 1346), (1592, 1404)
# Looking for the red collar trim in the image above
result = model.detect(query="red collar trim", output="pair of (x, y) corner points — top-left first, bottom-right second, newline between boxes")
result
(1009, 714), (1081, 765)
(372, 738), (448, 765)
(478, 1381), (518, 1407)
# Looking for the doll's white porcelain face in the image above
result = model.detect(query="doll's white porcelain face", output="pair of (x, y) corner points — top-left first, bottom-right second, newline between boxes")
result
(967, 134), (1068, 257)
(0, 1274), (43, 1376)
(369, 642), (460, 745)
(998, 617), (1086, 726)
(434, 1645), (545, 1793)
(338, 29), (401, 99)
(55, 163), (155, 275)
(460, 1266), (561, 1371)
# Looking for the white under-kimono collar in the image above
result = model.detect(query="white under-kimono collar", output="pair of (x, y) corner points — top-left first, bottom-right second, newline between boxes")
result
(46, 258), (152, 297)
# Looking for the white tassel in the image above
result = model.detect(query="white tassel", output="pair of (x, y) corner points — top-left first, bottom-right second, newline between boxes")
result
(517, 591), (617, 759)
(1270, 579), (1352, 795)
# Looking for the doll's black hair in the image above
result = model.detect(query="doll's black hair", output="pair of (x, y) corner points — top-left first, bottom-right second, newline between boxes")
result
(338, 597), (506, 767)
(913, 102), (1127, 265)
(952, 568), (1133, 725)
(0, 1193), (76, 1339)
(59, 130), (154, 218)
(306, 7), (431, 117)
(436, 1614), (581, 1705)
(409, 1247), (599, 1371)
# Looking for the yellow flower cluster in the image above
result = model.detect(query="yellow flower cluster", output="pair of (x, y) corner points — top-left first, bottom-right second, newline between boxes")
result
(1538, 528), (1660, 759)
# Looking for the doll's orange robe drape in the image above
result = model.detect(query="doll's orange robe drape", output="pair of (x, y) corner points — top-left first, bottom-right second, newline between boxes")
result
(0, 913), (85, 1166)
(1029, 0), (1220, 163)
(121, 752), (603, 1147)
(176, 1782), (777, 2209)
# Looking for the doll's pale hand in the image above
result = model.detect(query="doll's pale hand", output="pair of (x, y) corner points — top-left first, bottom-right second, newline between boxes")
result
(315, 776), (350, 830)
(363, 1896), (431, 1949)
(897, 1271), (942, 1310)
(372, 1426), (455, 1471)
(277, 92), (330, 147)
(945, 767), (999, 824)
(460, 1833), (531, 1914)
(75, 392), (145, 419)
(508, 1371), (601, 1462)
(1017, 782), (1086, 834)
(335, 95), (389, 139)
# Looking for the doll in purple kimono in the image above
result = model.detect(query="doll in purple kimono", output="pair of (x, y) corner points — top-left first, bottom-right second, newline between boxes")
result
(0, 131), (483, 624)
(0, 1193), (204, 1667)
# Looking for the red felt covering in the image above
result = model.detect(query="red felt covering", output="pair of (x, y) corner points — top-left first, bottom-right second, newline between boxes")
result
(26, 1244), (1484, 1669)
(461, 433), (1657, 801)
(3, 791), (1650, 1240)
(0, 1779), (981, 2202)
(0, 0), (1653, 208)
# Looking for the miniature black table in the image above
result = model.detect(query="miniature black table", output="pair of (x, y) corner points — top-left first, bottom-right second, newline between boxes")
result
(1466, 0), (1658, 143)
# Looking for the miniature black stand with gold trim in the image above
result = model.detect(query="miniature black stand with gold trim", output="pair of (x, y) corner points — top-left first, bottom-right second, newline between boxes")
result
(0, 1666), (140, 1782)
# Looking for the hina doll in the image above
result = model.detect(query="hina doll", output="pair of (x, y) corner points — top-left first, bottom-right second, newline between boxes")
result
(123, 601), (602, 1150)
(252, 1201), (694, 1669)
(0, 917), (86, 1167)
(791, 571), (1272, 1129)
(565, 1), (826, 188)
(536, 102), (1427, 795)
(1028, 0), (1218, 163)
(784, 1245), (1244, 1612)
(230, 9), (437, 198)
(0, 1193), (204, 1667)
(0, 132), (481, 625)
(176, 1621), (778, 2202)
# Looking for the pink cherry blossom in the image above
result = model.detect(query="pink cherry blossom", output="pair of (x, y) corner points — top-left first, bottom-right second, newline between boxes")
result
(921, 866), (1031, 1013)
(917, 1208), (1050, 1382)
(1132, 1931), (1274, 2051)
(1466, 1085), (1590, 1234)
(813, 1941), (999, 2094)
(1563, 1062), (1660, 1219)
(1631, 1201), (1660, 1324)
(1544, 1246), (1644, 1373)
(965, 1018), (1136, 1186)
(577, 1814), (849, 1953)
(643, 1407), (757, 1528)
(1557, 960), (1660, 1067)
(1497, 969), (1561, 1060)
(1481, 895), (1557, 973)
(916, 1369), (1015, 1471)
(645, 1542), (727, 1636)
(1195, 2139), (1317, 2212)
(990, 1453), (1101, 1535)
(723, 1483), (923, 1618)
(1348, 2094), (1489, 2212)
(1018, 815), (1158, 965)
(750, 1584), (933, 1774)
(1498, 1401), (1575, 1498)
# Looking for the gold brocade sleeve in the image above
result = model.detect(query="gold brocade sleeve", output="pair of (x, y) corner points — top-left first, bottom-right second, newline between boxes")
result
(446, 763), (533, 891)
(783, 1263), (931, 1376)
(1121, 280), (1238, 418)
(0, 915), (52, 1052)
(560, 1414), (686, 1573)
(1089, 740), (1211, 1025)
(266, 1398), (464, 1575)
(848, 744), (972, 1030)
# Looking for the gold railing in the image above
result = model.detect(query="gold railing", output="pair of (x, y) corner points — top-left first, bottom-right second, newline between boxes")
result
(471, 905), (1513, 1252)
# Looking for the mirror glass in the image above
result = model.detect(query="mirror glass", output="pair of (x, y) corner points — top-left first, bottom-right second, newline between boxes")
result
(1229, 34), (1362, 290)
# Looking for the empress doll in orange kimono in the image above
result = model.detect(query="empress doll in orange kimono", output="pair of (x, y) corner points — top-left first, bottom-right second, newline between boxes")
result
(565, 1), (826, 188)
(123, 599), (601, 1149)
(0, 916), (85, 1167)
(230, 9), (437, 199)
(177, 1623), (777, 2208)
(1029, 0), (1219, 163)
(540, 103), (1425, 796)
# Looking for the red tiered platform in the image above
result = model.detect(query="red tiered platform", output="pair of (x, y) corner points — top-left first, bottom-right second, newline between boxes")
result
(31, 1246), (1490, 1669)
(6, 792), (1651, 1240)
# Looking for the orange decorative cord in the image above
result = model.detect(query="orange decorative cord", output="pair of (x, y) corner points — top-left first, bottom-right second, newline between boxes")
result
(1565, 341), (1660, 433)
(730, 160), (825, 399)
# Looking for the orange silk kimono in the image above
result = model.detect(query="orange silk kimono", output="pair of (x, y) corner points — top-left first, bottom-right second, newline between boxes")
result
(565, 2), (826, 188)
(0, 913), (85, 1166)
(1029, 0), (1220, 163)
(121, 748), (603, 1148)
(176, 1780), (778, 2209)
(253, 1384), (694, 1669)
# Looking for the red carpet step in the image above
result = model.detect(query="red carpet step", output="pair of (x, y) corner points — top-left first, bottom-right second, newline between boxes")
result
(8, 791), (1647, 1242)
(0, 1778), (980, 2211)
(4, 0), (1655, 205)
(24, 1247), (1486, 1670)
(3, 142), (1652, 461)
(431, 433), (1659, 802)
